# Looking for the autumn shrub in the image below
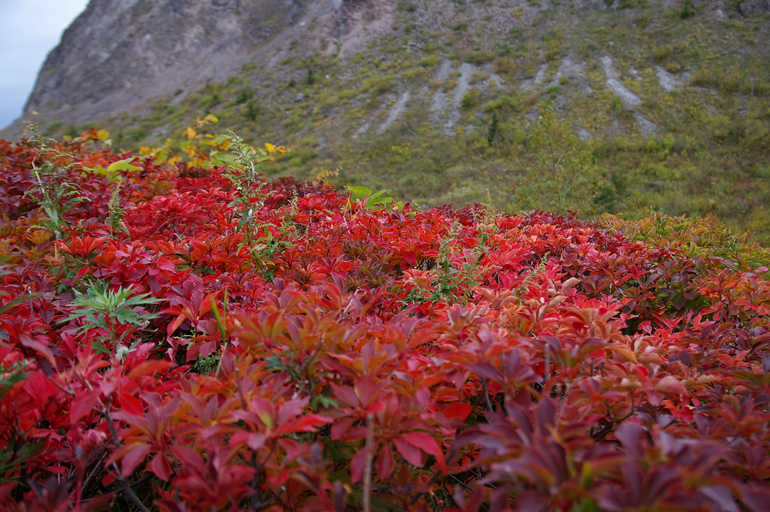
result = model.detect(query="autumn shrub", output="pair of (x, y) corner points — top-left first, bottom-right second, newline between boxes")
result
(1, 130), (770, 512)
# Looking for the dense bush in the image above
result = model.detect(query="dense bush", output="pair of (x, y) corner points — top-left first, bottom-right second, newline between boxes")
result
(1, 131), (770, 511)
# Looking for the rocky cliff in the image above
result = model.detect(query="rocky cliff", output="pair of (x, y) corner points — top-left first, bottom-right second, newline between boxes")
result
(2, 0), (393, 136)
(4, 0), (769, 138)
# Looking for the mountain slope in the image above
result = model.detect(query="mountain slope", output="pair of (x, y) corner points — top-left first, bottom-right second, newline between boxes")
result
(2, 0), (770, 241)
(5, 0), (392, 134)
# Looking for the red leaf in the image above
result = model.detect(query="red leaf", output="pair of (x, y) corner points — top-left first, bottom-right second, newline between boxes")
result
(331, 384), (359, 407)
(331, 417), (355, 440)
(70, 389), (100, 424)
(468, 362), (503, 382)
(127, 360), (175, 379)
(403, 432), (447, 472)
(121, 443), (151, 477)
(654, 376), (688, 396)
(156, 500), (184, 512)
(170, 445), (205, 473)
(247, 433), (266, 451)
(279, 414), (332, 434)
(443, 402), (473, 422)
(19, 334), (56, 366)
(376, 445), (394, 481)
(150, 452), (172, 481)
(118, 392), (144, 416)
(394, 436), (424, 467)
(354, 375), (381, 406)
(75, 266), (92, 281)
(350, 447), (367, 483)
(167, 314), (188, 336)
(517, 490), (549, 512)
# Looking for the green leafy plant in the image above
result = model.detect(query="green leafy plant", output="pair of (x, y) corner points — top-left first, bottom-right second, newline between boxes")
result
(62, 281), (162, 357)
(193, 352), (221, 375)
(82, 157), (141, 183)
(347, 186), (403, 211)
(222, 131), (294, 276)
(106, 181), (128, 238)
(0, 434), (44, 484)
(23, 125), (88, 240)
(223, 131), (278, 216)
(0, 361), (29, 404)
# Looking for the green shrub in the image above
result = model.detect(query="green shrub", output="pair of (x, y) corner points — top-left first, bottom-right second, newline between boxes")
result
(243, 99), (260, 121)
(419, 55), (440, 67)
(362, 75), (395, 94)
(513, 103), (601, 213)
(461, 88), (482, 109)
(690, 68), (712, 87)
(493, 56), (517, 75)
(545, 40), (562, 62)
(403, 67), (428, 82)
(680, 0), (695, 18)
(469, 72), (490, 85)
(234, 88), (254, 105)
(200, 94), (221, 112)
(610, 96), (623, 115)
(618, 0), (647, 8)
(483, 95), (521, 112)
(652, 46), (670, 61)
(465, 51), (493, 64)
(721, 69), (743, 93)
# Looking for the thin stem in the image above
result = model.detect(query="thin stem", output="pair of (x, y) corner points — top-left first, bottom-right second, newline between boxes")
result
(108, 463), (152, 512)
(482, 380), (494, 412)
(102, 403), (152, 512)
(363, 414), (374, 512)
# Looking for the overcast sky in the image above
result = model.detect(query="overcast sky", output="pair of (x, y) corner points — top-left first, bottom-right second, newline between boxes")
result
(0, 0), (89, 129)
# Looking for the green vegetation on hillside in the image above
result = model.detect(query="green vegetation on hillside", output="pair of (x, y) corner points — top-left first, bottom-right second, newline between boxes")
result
(47, 1), (770, 242)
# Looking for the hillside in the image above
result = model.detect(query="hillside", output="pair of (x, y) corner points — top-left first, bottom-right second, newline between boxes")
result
(2, 0), (770, 240)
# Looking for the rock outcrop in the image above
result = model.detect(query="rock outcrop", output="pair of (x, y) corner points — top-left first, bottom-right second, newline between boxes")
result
(2, 0), (392, 137)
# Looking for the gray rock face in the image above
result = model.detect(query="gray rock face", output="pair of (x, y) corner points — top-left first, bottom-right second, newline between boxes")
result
(738, 0), (770, 15)
(25, 0), (304, 113)
(3, 0), (389, 136)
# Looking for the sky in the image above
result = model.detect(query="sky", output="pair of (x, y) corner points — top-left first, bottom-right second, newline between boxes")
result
(0, 0), (90, 129)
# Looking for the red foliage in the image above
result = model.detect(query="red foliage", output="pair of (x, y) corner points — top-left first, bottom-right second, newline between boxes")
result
(1, 136), (770, 511)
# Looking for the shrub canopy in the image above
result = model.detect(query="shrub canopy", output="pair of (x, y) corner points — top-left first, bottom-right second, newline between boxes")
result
(1, 133), (770, 511)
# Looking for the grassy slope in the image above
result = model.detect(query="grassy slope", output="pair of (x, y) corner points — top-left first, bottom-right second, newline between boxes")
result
(50, 0), (770, 242)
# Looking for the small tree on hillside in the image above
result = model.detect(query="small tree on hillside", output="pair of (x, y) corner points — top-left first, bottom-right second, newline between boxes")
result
(511, 103), (600, 214)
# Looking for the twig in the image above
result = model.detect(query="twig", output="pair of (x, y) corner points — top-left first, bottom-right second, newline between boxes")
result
(363, 413), (375, 512)
(234, 365), (247, 410)
(103, 404), (152, 512)
(107, 464), (152, 512)
(448, 473), (474, 491)
(482, 380), (494, 412)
